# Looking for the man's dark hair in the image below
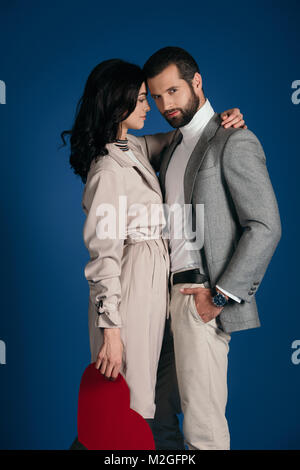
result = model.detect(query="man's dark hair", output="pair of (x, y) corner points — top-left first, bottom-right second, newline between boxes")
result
(143, 46), (200, 84)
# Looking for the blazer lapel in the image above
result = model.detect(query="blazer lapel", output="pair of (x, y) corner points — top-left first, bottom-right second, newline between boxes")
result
(158, 129), (183, 199)
(184, 113), (221, 204)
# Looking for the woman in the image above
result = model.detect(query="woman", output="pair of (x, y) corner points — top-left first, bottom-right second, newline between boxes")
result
(61, 59), (245, 443)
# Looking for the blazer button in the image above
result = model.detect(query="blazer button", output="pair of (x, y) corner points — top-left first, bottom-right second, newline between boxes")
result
(253, 281), (259, 285)
(248, 291), (254, 295)
(250, 286), (256, 291)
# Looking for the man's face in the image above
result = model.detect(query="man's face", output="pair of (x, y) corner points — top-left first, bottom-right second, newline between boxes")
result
(147, 64), (200, 128)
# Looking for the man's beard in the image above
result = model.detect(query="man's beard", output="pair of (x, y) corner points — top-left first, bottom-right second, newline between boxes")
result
(163, 87), (200, 128)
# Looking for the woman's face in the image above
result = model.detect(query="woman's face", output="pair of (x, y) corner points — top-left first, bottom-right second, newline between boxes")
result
(122, 82), (150, 131)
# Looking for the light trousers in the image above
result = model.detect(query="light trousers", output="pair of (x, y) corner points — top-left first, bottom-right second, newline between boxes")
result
(170, 276), (231, 450)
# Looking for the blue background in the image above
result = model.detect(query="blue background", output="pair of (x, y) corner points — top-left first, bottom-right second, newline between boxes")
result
(0, 0), (299, 450)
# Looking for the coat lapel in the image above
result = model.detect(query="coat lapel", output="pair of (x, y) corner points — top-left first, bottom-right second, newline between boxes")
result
(106, 141), (163, 199)
(158, 129), (183, 199)
(184, 113), (221, 204)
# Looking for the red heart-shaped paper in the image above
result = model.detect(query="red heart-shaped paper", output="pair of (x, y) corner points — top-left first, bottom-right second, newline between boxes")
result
(77, 363), (155, 450)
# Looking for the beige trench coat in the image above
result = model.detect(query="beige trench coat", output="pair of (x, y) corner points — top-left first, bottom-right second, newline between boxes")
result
(81, 131), (175, 418)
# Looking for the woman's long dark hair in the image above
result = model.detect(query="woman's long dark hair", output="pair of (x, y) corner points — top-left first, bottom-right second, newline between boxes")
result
(61, 59), (146, 183)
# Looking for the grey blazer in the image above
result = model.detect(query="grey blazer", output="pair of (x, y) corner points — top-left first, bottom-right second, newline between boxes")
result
(140, 113), (282, 333)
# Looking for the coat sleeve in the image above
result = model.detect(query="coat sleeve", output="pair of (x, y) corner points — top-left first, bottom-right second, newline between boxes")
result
(131, 131), (176, 172)
(82, 168), (125, 328)
(216, 129), (282, 302)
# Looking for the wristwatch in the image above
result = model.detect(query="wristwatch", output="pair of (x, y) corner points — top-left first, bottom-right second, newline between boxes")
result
(212, 289), (228, 308)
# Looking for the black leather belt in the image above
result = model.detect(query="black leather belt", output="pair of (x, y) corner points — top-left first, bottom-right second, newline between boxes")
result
(172, 269), (209, 286)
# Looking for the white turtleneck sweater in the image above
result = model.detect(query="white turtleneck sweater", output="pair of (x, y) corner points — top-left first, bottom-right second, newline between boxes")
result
(165, 98), (241, 303)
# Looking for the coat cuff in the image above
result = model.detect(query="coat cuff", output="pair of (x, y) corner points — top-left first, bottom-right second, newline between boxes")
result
(95, 313), (122, 328)
(95, 298), (122, 328)
(215, 275), (259, 303)
(215, 284), (242, 303)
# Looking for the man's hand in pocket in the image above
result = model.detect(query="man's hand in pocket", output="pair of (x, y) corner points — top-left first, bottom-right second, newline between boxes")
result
(180, 287), (224, 323)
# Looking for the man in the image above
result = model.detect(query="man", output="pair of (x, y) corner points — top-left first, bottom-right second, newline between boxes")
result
(140, 47), (281, 450)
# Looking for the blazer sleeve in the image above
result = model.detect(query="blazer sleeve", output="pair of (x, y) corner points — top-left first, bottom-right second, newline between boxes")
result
(216, 129), (282, 302)
(82, 167), (125, 328)
(132, 131), (176, 172)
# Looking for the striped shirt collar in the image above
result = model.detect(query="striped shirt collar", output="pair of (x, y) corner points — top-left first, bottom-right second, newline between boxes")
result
(114, 139), (129, 152)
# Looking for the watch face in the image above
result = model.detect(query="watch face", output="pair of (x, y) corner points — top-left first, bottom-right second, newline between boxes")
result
(213, 293), (227, 307)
